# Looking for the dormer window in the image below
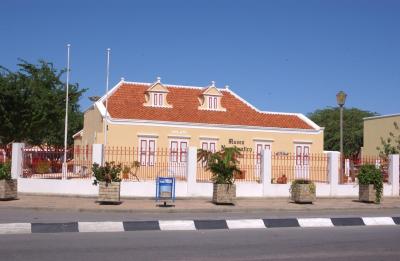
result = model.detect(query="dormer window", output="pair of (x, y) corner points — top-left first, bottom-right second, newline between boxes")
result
(208, 96), (217, 110)
(153, 93), (164, 107)
(144, 77), (172, 108)
(198, 81), (226, 111)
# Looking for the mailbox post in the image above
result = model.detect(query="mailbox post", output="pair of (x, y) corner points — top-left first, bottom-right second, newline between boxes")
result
(156, 177), (176, 206)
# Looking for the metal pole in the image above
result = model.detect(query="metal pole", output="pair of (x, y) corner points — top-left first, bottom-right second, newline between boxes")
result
(103, 48), (111, 165)
(62, 44), (71, 179)
(340, 105), (344, 177)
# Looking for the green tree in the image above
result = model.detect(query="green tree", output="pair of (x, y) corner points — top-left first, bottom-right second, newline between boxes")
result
(0, 60), (86, 146)
(308, 107), (377, 157)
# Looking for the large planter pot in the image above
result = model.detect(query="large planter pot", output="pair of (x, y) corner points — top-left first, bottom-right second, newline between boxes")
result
(213, 183), (236, 204)
(290, 183), (315, 203)
(359, 184), (377, 203)
(0, 179), (18, 200)
(98, 181), (121, 203)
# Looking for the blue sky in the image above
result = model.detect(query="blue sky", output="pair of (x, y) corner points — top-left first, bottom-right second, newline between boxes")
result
(1, 0), (399, 115)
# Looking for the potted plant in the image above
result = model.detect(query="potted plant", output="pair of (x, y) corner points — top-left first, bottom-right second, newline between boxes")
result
(277, 174), (288, 184)
(0, 162), (17, 200)
(358, 164), (383, 203)
(290, 179), (316, 203)
(92, 161), (122, 203)
(198, 146), (242, 204)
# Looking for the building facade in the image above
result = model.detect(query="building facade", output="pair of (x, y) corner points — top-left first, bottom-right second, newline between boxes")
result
(74, 78), (324, 161)
(362, 113), (400, 156)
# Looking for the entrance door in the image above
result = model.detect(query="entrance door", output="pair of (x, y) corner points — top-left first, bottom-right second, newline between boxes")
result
(255, 143), (271, 178)
(295, 144), (310, 179)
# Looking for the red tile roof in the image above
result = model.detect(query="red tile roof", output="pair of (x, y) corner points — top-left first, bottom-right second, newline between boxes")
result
(105, 82), (316, 130)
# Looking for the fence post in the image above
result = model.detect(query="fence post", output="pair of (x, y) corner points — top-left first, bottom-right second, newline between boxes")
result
(327, 151), (340, 196)
(388, 154), (399, 197)
(92, 144), (104, 166)
(11, 143), (25, 179)
(186, 147), (197, 196)
(261, 149), (272, 197)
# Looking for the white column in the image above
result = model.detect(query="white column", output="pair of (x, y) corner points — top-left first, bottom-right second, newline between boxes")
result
(11, 143), (25, 179)
(261, 149), (272, 196)
(327, 151), (340, 196)
(186, 147), (197, 196)
(92, 144), (104, 166)
(388, 154), (399, 197)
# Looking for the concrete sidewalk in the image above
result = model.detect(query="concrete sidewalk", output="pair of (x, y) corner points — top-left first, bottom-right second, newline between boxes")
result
(1, 194), (400, 213)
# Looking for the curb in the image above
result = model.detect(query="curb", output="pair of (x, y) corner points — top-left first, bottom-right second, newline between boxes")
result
(0, 216), (399, 234)
(3, 204), (400, 214)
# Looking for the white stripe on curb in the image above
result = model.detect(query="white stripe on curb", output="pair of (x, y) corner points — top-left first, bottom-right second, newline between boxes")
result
(0, 223), (31, 234)
(78, 222), (124, 233)
(362, 217), (395, 226)
(298, 218), (334, 227)
(226, 219), (266, 229)
(159, 220), (196, 231)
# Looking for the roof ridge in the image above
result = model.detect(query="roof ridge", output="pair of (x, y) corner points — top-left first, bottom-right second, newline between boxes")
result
(260, 110), (299, 116)
(122, 80), (229, 91)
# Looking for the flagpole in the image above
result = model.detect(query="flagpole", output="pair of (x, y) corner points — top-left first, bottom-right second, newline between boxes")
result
(62, 44), (71, 179)
(103, 48), (111, 165)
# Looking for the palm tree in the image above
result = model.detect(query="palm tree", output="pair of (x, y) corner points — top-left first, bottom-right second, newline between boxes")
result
(197, 146), (242, 184)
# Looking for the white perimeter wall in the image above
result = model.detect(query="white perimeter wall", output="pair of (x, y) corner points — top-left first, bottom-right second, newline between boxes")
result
(14, 144), (399, 198)
(17, 178), (396, 198)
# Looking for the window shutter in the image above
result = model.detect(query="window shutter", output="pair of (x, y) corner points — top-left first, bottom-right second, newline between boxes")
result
(154, 93), (158, 106)
(159, 94), (163, 106)
(148, 140), (155, 166)
(170, 141), (178, 162)
(210, 142), (216, 152)
(180, 142), (188, 162)
(140, 140), (147, 166)
(296, 146), (302, 165)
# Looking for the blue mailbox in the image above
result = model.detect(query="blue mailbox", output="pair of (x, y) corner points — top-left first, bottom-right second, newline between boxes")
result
(156, 177), (176, 202)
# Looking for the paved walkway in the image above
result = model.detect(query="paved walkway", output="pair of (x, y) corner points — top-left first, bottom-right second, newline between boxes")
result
(1, 194), (400, 213)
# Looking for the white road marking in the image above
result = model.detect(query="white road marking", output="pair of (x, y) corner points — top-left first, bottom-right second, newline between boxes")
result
(158, 220), (196, 231)
(78, 222), (124, 232)
(0, 223), (31, 234)
(226, 219), (266, 229)
(362, 217), (395, 226)
(298, 218), (334, 227)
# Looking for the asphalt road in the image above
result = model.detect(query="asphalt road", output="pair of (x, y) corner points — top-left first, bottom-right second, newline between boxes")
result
(0, 226), (399, 261)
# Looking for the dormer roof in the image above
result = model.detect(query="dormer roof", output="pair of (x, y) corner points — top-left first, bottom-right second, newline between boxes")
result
(202, 81), (222, 96)
(147, 77), (169, 93)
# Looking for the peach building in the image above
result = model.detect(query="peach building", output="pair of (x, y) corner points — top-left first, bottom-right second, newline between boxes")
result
(74, 78), (324, 166)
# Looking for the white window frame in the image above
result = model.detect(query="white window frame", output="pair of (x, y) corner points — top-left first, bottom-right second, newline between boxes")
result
(139, 138), (157, 166)
(201, 140), (217, 152)
(255, 142), (271, 164)
(169, 139), (188, 163)
(152, 93), (164, 107)
(208, 96), (218, 110)
(294, 144), (310, 179)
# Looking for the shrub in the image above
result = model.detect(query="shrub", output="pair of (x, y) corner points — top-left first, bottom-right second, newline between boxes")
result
(92, 162), (122, 186)
(0, 162), (12, 180)
(358, 164), (383, 203)
(197, 146), (242, 184)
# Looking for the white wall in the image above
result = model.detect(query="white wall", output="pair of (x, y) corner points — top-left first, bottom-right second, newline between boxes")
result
(13, 143), (400, 198)
(17, 178), (396, 198)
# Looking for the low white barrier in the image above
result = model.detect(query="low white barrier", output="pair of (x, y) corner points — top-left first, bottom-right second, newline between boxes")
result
(17, 178), (395, 198)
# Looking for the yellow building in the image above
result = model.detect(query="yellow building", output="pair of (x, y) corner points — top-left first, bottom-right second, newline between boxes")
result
(362, 113), (400, 156)
(74, 78), (324, 162)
